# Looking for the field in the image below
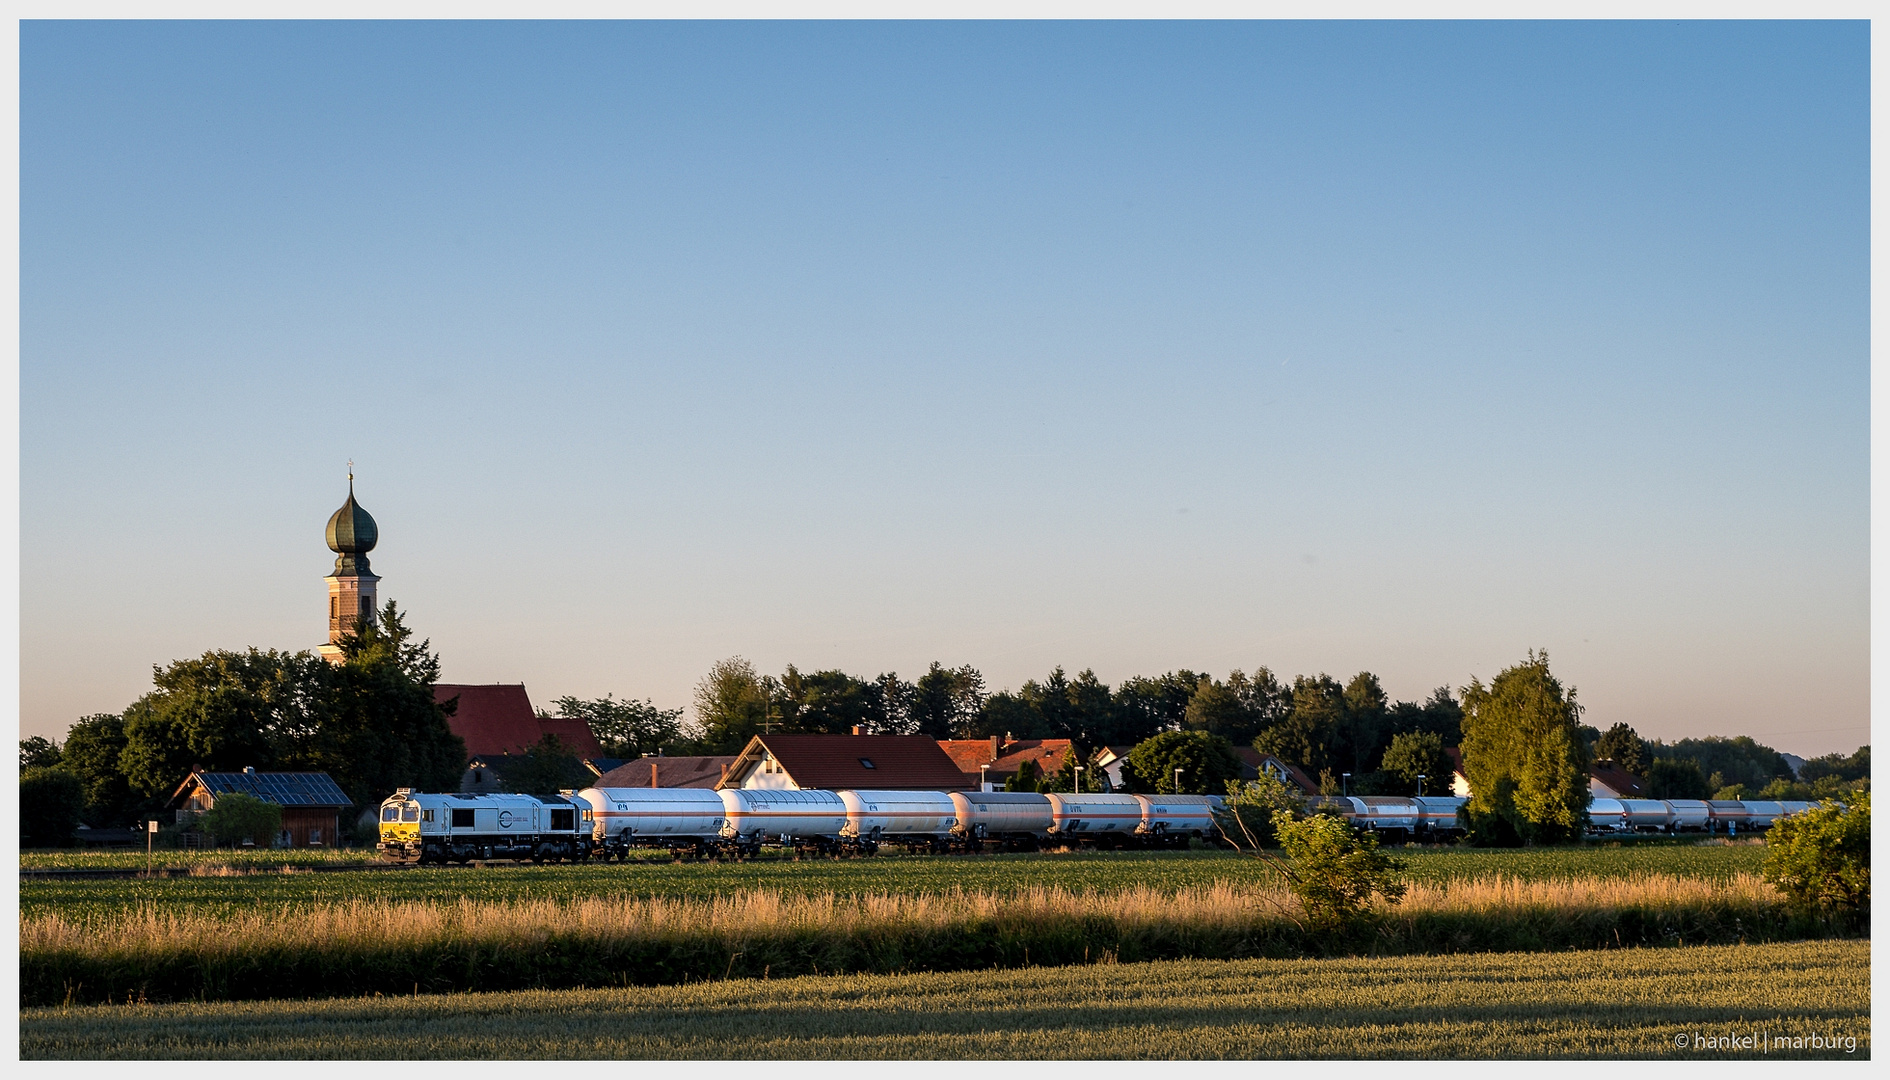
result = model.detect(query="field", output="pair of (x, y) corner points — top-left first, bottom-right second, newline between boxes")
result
(20, 941), (1869, 1059)
(19, 842), (1773, 919)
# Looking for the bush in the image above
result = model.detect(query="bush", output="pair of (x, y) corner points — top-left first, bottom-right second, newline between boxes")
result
(1126, 730), (1243, 795)
(196, 793), (283, 848)
(1645, 757), (1712, 800)
(1271, 809), (1406, 931)
(1215, 774), (1303, 848)
(1762, 794), (1869, 917)
(20, 767), (85, 848)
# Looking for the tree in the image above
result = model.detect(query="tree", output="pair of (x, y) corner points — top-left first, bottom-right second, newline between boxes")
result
(692, 657), (770, 753)
(1215, 773), (1304, 848)
(1641, 735), (1792, 793)
(552, 694), (685, 759)
(1458, 650), (1590, 845)
(1255, 674), (1346, 775)
(910, 662), (986, 739)
(1384, 686), (1463, 747)
(500, 734), (592, 794)
(1004, 758), (1043, 793)
(20, 735), (62, 770)
(119, 648), (326, 797)
(1339, 671), (1389, 774)
(1761, 793), (1868, 916)
(778, 666), (874, 735)
(1593, 722), (1646, 775)
(1183, 674), (1259, 744)
(1112, 671), (1202, 745)
(1799, 746), (1870, 786)
(1644, 757), (1712, 800)
(1271, 809), (1407, 932)
(315, 600), (468, 809)
(121, 601), (465, 813)
(864, 672), (915, 735)
(196, 791), (283, 847)
(1380, 731), (1452, 796)
(60, 713), (149, 828)
(20, 767), (85, 848)
(1126, 730), (1243, 795)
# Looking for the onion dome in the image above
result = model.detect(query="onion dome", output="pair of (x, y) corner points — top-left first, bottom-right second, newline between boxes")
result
(325, 475), (378, 577)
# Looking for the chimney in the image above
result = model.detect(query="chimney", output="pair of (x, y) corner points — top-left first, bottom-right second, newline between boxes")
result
(243, 766), (256, 775)
(852, 725), (865, 736)
(989, 735), (1001, 760)
(651, 761), (659, 789)
(720, 763), (730, 785)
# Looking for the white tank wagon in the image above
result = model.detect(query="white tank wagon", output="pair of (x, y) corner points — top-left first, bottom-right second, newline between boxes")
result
(1665, 800), (1712, 832)
(1738, 801), (1789, 829)
(1588, 798), (1629, 832)
(838, 790), (960, 854)
(1617, 799), (1672, 832)
(1349, 796), (1421, 837)
(377, 789), (592, 865)
(948, 791), (1054, 850)
(1133, 794), (1218, 846)
(1045, 793), (1145, 847)
(717, 788), (849, 856)
(577, 787), (728, 859)
(1414, 796), (1467, 838)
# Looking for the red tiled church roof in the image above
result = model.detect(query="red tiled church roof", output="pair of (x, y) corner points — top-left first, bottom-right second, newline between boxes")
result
(433, 683), (603, 760)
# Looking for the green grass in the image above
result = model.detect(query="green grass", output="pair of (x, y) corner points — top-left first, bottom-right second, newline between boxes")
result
(20, 941), (1868, 1059)
(20, 843), (1771, 921)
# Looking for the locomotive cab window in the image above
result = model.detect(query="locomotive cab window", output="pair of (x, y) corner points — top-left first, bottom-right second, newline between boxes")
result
(421, 809), (435, 823)
(452, 808), (475, 828)
(382, 806), (398, 822)
(550, 809), (575, 831)
(401, 805), (420, 822)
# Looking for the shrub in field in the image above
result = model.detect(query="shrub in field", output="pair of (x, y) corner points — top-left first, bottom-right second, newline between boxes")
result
(197, 793), (283, 848)
(1762, 793), (1869, 917)
(1215, 774), (1303, 847)
(1271, 809), (1405, 930)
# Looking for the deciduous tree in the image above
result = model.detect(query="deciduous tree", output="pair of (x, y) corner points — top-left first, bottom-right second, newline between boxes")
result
(1458, 650), (1590, 845)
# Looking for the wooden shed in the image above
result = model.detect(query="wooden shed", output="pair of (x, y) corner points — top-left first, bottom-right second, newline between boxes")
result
(170, 767), (353, 848)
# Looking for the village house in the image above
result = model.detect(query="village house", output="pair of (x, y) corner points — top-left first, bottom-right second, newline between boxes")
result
(720, 731), (974, 791)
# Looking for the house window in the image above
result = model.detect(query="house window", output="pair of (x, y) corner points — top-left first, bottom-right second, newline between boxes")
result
(308, 828), (321, 845)
(473, 769), (485, 783)
(859, 758), (876, 769)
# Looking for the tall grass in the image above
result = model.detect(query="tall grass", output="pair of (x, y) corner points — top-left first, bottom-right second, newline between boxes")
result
(22, 873), (1852, 1006)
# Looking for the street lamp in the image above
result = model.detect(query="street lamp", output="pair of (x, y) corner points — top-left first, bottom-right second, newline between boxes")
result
(1174, 766), (1185, 794)
(1072, 765), (1084, 793)
(1416, 774), (1427, 797)
(1342, 772), (1351, 797)
(980, 764), (991, 791)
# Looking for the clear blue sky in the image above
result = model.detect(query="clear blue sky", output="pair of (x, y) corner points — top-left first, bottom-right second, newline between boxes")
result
(21, 21), (1868, 756)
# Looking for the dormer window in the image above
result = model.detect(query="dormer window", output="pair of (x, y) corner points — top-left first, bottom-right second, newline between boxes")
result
(859, 758), (876, 769)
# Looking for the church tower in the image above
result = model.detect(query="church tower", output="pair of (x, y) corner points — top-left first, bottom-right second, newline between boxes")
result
(318, 470), (380, 663)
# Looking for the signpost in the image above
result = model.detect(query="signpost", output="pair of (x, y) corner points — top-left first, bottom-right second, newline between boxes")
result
(146, 819), (158, 877)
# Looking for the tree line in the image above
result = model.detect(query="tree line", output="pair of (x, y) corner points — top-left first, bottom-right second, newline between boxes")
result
(20, 602), (465, 844)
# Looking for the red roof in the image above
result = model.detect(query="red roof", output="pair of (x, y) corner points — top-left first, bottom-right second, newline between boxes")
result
(1591, 761), (1647, 797)
(938, 738), (1074, 783)
(724, 735), (974, 790)
(433, 684), (603, 760)
(1237, 747), (1319, 794)
(597, 756), (737, 790)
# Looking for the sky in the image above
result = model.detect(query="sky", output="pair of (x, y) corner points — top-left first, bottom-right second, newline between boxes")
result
(19, 20), (1869, 756)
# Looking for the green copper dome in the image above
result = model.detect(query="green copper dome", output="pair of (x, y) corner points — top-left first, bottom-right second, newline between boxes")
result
(325, 479), (377, 577)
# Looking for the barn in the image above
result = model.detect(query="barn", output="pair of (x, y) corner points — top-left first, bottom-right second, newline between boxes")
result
(170, 767), (353, 848)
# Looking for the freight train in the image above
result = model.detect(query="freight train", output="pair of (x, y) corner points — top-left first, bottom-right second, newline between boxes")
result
(375, 786), (1816, 864)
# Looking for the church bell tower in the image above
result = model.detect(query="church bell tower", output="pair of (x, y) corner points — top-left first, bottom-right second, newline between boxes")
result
(318, 468), (380, 663)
